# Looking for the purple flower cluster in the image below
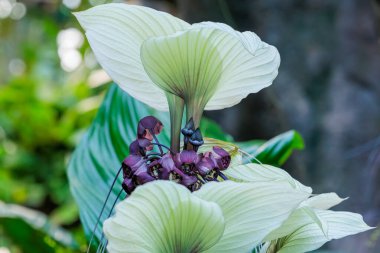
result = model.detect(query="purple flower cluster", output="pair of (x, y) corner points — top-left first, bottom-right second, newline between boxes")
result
(121, 116), (231, 194)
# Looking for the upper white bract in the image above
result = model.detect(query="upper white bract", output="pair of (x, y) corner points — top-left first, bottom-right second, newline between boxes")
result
(74, 3), (280, 111)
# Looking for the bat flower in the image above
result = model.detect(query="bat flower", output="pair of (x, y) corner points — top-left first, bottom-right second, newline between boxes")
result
(211, 146), (231, 170)
(121, 155), (155, 194)
(75, 3), (280, 151)
(75, 4), (372, 253)
(137, 116), (163, 141)
(120, 116), (232, 193)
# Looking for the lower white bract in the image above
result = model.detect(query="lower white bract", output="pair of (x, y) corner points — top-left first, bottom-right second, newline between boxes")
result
(103, 164), (372, 253)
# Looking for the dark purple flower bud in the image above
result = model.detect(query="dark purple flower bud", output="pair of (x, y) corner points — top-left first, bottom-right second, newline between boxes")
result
(129, 140), (141, 155)
(148, 159), (160, 179)
(137, 116), (163, 141)
(189, 128), (204, 145)
(180, 150), (200, 164)
(212, 146), (231, 170)
(122, 178), (136, 194)
(123, 154), (145, 169)
(134, 165), (155, 185)
(145, 155), (175, 182)
(122, 154), (145, 178)
(180, 174), (198, 187)
(160, 153), (176, 170)
(154, 153), (176, 180)
(181, 117), (195, 137)
(196, 156), (216, 176)
(138, 138), (153, 151)
(129, 138), (153, 156)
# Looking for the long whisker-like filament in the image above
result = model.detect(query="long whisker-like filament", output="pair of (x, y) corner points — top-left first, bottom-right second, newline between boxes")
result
(219, 171), (228, 180)
(146, 152), (162, 157)
(87, 166), (122, 253)
(96, 188), (125, 253)
(151, 142), (174, 153)
(149, 129), (164, 155)
(239, 148), (278, 172)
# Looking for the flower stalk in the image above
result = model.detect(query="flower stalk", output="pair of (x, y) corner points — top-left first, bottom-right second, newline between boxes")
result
(166, 93), (184, 153)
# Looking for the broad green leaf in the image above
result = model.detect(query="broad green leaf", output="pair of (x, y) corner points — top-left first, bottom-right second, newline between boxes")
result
(0, 201), (78, 251)
(194, 181), (310, 253)
(236, 139), (265, 155)
(1, 218), (59, 253)
(67, 84), (230, 242)
(104, 181), (225, 253)
(200, 120), (233, 142)
(238, 130), (304, 166)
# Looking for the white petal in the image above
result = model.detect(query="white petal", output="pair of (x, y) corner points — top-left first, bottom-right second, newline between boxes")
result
(75, 3), (190, 111)
(103, 181), (225, 253)
(194, 181), (310, 253)
(264, 206), (328, 242)
(194, 22), (263, 54)
(140, 27), (239, 113)
(272, 209), (373, 253)
(193, 22), (281, 110)
(301, 192), (347, 210)
(224, 163), (312, 194)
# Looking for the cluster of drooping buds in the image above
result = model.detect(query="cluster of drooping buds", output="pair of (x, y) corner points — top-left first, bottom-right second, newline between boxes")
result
(121, 116), (231, 194)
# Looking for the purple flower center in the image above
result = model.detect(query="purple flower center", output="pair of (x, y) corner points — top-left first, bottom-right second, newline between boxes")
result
(120, 116), (231, 194)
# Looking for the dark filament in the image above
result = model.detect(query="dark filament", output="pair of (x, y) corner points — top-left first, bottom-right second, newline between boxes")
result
(219, 171), (229, 181)
(151, 142), (174, 154)
(86, 166), (122, 253)
(96, 188), (124, 253)
(149, 129), (163, 155)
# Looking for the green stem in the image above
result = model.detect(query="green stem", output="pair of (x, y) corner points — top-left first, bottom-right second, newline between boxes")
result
(166, 93), (184, 154)
(185, 99), (204, 129)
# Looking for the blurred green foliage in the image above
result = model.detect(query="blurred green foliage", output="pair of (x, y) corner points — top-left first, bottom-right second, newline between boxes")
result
(0, 0), (113, 251)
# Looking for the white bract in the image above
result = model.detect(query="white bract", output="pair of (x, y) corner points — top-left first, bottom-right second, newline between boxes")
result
(225, 164), (373, 253)
(104, 178), (310, 253)
(103, 164), (372, 253)
(261, 193), (373, 253)
(74, 3), (280, 126)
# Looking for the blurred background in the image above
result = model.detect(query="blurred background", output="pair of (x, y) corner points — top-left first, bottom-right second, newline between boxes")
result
(0, 0), (379, 252)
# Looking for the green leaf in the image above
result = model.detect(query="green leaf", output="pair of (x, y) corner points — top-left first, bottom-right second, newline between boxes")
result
(238, 130), (304, 166)
(0, 201), (78, 252)
(67, 84), (230, 242)
(200, 118), (233, 142)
